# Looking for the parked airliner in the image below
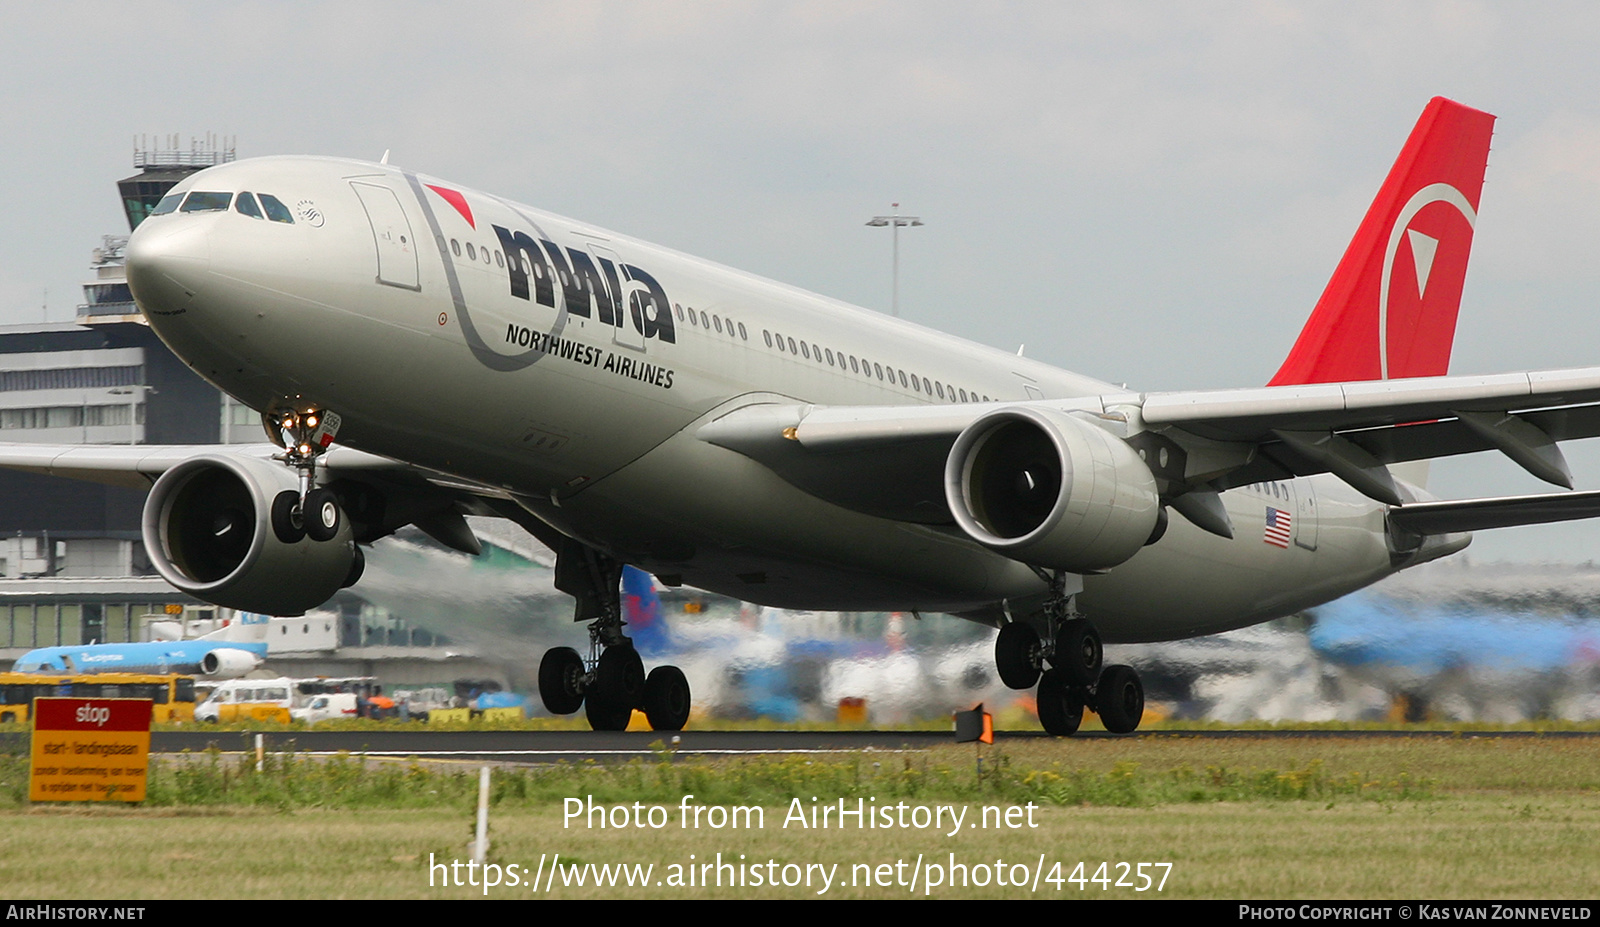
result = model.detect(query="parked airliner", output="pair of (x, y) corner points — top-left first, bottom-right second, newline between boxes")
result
(12, 611), (268, 678)
(7, 97), (1600, 734)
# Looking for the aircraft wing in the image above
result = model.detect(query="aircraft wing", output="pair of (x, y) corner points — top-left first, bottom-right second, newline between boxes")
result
(698, 364), (1600, 524)
(0, 441), (513, 555)
(0, 442), (414, 489)
(12, 360), (1600, 545)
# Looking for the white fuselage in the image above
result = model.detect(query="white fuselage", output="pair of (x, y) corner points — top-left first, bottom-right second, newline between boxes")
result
(124, 157), (1450, 642)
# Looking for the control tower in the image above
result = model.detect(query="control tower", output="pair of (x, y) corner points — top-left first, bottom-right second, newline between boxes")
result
(79, 135), (236, 325)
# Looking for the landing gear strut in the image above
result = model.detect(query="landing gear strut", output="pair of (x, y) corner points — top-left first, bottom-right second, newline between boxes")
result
(265, 408), (346, 546)
(536, 540), (692, 732)
(998, 570), (1145, 736)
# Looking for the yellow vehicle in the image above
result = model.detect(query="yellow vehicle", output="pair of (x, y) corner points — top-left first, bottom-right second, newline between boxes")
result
(193, 677), (294, 723)
(0, 672), (197, 724)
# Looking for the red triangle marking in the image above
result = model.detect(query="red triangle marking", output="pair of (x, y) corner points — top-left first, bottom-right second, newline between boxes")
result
(425, 184), (474, 229)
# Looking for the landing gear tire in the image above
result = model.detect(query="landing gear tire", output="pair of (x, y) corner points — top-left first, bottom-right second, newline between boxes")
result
(996, 622), (1043, 690)
(585, 645), (645, 731)
(643, 665), (691, 732)
(1093, 664), (1145, 734)
(304, 487), (342, 542)
(1052, 618), (1103, 688)
(270, 490), (306, 543)
(1036, 669), (1083, 736)
(539, 647), (586, 716)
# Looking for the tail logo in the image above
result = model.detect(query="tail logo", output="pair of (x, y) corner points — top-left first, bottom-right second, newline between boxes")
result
(1378, 182), (1477, 379)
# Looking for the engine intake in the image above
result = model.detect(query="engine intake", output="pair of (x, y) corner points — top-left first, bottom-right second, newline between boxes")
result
(945, 407), (1160, 572)
(142, 455), (354, 615)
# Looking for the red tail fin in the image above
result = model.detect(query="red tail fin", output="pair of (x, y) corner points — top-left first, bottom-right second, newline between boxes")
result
(1269, 98), (1495, 386)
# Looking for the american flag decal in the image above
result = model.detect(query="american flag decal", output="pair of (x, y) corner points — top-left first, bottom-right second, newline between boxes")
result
(1264, 506), (1292, 548)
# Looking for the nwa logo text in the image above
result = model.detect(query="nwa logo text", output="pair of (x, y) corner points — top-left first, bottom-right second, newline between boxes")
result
(492, 225), (675, 344)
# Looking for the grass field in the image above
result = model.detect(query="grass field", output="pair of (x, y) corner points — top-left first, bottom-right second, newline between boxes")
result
(2, 733), (1597, 898)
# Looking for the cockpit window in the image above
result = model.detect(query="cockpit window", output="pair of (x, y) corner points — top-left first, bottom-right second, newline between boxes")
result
(180, 191), (233, 213)
(258, 194), (295, 223)
(150, 193), (184, 216)
(235, 192), (264, 219)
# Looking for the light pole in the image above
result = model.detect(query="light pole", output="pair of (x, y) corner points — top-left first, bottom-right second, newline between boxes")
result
(866, 205), (922, 317)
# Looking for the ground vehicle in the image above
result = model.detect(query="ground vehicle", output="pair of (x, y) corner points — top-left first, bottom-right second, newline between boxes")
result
(0, 672), (196, 723)
(194, 677), (293, 723)
(290, 692), (358, 724)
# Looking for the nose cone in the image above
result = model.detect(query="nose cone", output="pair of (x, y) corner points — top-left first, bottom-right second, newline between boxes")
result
(126, 218), (212, 320)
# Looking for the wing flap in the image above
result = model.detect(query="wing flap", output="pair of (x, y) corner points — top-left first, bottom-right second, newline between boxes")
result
(1145, 366), (1600, 441)
(1388, 490), (1600, 534)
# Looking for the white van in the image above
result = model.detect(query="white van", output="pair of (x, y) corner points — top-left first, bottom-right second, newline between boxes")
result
(195, 677), (294, 723)
(291, 693), (358, 725)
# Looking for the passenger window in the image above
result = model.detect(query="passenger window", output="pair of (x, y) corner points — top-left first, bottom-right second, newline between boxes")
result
(801, 342), (811, 360)
(874, 363), (883, 380)
(700, 311), (710, 329)
(787, 337), (798, 354)
(466, 242), (477, 261)
(258, 193), (295, 223)
(451, 239), (461, 257)
(825, 348), (834, 366)
(150, 193), (183, 216)
(180, 191), (232, 213)
(738, 322), (748, 340)
(687, 309), (697, 327)
(898, 371), (908, 388)
(675, 304), (685, 321)
(495, 250), (504, 268)
(235, 192), (264, 219)
(763, 330), (772, 347)
(714, 315), (723, 334)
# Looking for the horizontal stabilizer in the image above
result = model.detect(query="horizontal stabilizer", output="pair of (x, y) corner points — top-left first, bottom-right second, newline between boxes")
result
(1388, 490), (1600, 534)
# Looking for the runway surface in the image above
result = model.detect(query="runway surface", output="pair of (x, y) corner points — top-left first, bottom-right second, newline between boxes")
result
(107, 727), (1600, 763)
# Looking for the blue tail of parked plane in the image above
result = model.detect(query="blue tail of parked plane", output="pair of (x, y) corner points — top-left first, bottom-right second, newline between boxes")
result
(622, 566), (670, 656)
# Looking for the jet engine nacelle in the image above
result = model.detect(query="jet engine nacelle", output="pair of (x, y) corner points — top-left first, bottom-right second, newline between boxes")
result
(945, 406), (1160, 573)
(199, 647), (264, 678)
(142, 455), (354, 616)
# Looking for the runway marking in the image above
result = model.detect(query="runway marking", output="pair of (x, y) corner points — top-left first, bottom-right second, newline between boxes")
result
(156, 748), (924, 759)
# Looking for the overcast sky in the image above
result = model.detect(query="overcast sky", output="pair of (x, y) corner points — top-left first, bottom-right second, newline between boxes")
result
(5, 1), (1600, 561)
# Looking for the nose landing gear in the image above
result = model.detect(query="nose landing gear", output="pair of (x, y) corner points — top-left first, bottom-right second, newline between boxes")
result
(265, 408), (348, 545)
(536, 541), (692, 732)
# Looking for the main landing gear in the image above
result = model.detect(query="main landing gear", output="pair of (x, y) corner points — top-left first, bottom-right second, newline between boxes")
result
(537, 540), (691, 732)
(995, 573), (1145, 736)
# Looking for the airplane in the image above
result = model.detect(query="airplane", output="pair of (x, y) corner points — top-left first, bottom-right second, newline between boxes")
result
(11, 610), (269, 677)
(9, 96), (1600, 735)
(1305, 565), (1600, 721)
